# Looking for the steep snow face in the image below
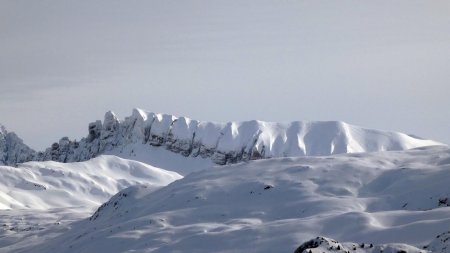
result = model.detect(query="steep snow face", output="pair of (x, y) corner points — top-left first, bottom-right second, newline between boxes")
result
(0, 125), (36, 166)
(23, 146), (450, 253)
(39, 109), (444, 166)
(0, 155), (182, 210)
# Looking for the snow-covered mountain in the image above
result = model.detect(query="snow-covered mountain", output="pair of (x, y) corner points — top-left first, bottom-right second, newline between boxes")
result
(0, 155), (181, 210)
(0, 125), (36, 166)
(1, 109), (448, 252)
(37, 108), (443, 166)
(0, 155), (181, 252)
(0, 109), (444, 167)
(14, 146), (450, 253)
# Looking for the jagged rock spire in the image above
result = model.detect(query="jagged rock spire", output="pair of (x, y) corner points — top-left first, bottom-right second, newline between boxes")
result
(0, 125), (36, 165)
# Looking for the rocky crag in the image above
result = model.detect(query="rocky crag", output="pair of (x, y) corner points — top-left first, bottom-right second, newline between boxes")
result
(0, 125), (36, 166)
(34, 108), (443, 165)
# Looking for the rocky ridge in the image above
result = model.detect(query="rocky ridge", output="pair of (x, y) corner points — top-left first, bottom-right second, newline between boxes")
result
(38, 108), (442, 165)
(1, 109), (444, 165)
(0, 125), (36, 166)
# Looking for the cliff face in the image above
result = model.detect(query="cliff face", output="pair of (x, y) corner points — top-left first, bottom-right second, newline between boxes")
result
(0, 125), (36, 166)
(36, 109), (443, 165)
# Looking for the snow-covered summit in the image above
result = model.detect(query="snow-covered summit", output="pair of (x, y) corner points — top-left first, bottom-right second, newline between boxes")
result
(39, 108), (444, 165)
(0, 125), (36, 165)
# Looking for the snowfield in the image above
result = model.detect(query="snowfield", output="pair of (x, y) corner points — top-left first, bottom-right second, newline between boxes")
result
(0, 155), (181, 210)
(0, 155), (182, 252)
(5, 145), (449, 253)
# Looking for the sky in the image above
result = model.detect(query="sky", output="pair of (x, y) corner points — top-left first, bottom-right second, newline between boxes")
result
(1, 0), (449, 150)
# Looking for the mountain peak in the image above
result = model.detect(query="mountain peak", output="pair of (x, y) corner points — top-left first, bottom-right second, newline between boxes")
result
(131, 108), (150, 121)
(0, 125), (36, 165)
(0, 124), (7, 135)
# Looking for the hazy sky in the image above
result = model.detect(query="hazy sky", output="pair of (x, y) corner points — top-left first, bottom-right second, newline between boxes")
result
(1, 0), (449, 150)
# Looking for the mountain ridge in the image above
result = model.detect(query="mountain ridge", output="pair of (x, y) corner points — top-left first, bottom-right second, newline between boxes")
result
(36, 108), (445, 165)
(0, 108), (445, 166)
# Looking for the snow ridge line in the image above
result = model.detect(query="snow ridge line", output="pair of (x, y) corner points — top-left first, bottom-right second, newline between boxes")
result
(33, 109), (443, 165)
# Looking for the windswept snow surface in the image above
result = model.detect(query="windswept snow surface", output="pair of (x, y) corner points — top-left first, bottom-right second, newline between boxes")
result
(38, 109), (444, 167)
(0, 155), (181, 210)
(17, 146), (450, 253)
(0, 155), (182, 252)
(104, 143), (216, 176)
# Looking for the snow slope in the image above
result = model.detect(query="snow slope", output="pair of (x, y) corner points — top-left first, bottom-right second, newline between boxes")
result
(293, 236), (425, 253)
(39, 109), (444, 166)
(104, 143), (216, 175)
(20, 146), (450, 253)
(0, 155), (181, 210)
(0, 155), (181, 252)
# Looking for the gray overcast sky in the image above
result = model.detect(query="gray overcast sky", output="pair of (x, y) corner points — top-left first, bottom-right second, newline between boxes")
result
(1, 0), (449, 150)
